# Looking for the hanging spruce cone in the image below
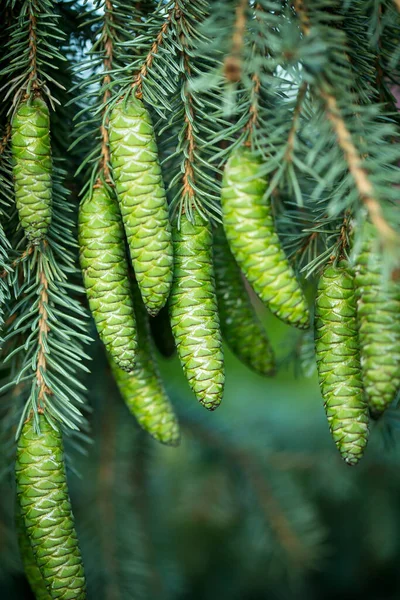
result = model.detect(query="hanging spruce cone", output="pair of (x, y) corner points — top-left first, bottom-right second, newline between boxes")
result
(315, 261), (369, 465)
(15, 415), (86, 599)
(169, 212), (224, 410)
(111, 283), (180, 446)
(16, 507), (51, 600)
(355, 223), (400, 418)
(78, 184), (137, 372)
(11, 97), (52, 243)
(221, 146), (309, 329)
(109, 95), (173, 315)
(149, 305), (176, 359)
(213, 225), (276, 376)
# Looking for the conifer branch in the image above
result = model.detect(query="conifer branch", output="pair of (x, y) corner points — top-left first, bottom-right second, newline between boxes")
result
(182, 418), (313, 567)
(132, 11), (174, 98)
(36, 260), (50, 411)
(99, 0), (114, 183)
(284, 82), (308, 163)
(294, 0), (399, 245)
(223, 0), (248, 83)
(27, 0), (39, 94)
(321, 90), (398, 243)
(0, 125), (11, 157)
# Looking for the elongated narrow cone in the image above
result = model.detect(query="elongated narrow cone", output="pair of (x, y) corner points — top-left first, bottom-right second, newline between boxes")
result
(78, 184), (138, 372)
(12, 97), (52, 242)
(111, 283), (180, 446)
(221, 146), (310, 329)
(15, 416), (86, 599)
(315, 262), (369, 465)
(16, 506), (52, 600)
(213, 225), (276, 376)
(355, 222), (400, 418)
(109, 96), (173, 315)
(169, 212), (225, 410)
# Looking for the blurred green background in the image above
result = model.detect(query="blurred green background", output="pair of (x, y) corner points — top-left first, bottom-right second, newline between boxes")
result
(1, 299), (400, 600)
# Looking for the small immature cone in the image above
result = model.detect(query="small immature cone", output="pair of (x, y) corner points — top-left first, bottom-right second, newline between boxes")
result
(111, 283), (180, 447)
(221, 146), (310, 329)
(213, 225), (276, 377)
(169, 212), (225, 410)
(16, 507), (52, 600)
(15, 415), (86, 599)
(78, 184), (137, 372)
(355, 223), (400, 418)
(109, 96), (173, 315)
(315, 262), (369, 466)
(12, 97), (52, 242)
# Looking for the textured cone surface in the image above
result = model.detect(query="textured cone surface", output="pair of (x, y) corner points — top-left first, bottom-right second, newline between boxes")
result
(12, 97), (52, 242)
(111, 284), (180, 446)
(15, 416), (86, 599)
(17, 507), (52, 600)
(213, 225), (276, 376)
(78, 185), (137, 372)
(149, 305), (176, 358)
(355, 223), (400, 418)
(109, 97), (173, 315)
(221, 146), (309, 329)
(315, 262), (369, 465)
(169, 212), (224, 410)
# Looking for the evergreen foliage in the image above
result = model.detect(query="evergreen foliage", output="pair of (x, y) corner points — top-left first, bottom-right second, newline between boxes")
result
(1, 0), (400, 597)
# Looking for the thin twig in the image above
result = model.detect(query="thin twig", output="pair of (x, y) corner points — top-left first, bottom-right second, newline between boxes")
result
(294, 0), (398, 244)
(284, 82), (308, 162)
(0, 124), (11, 157)
(98, 0), (114, 183)
(321, 91), (398, 242)
(224, 0), (249, 83)
(27, 1), (39, 93)
(394, 0), (400, 12)
(182, 54), (196, 201)
(36, 257), (50, 410)
(132, 10), (174, 98)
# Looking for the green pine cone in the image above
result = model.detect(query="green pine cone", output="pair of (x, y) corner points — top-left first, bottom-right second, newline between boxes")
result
(221, 146), (310, 329)
(315, 262), (369, 466)
(213, 225), (276, 377)
(169, 212), (225, 410)
(12, 97), (52, 242)
(149, 305), (176, 359)
(109, 96), (173, 316)
(111, 283), (180, 446)
(15, 416), (86, 599)
(78, 184), (138, 372)
(355, 223), (400, 418)
(16, 506), (52, 600)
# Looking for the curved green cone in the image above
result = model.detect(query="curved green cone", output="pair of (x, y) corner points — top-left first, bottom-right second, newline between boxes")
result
(15, 416), (86, 599)
(169, 212), (224, 410)
(111, 283), (180, 446)
(355, 223), (400, 418)
(221, 146), (309, 329)
(315, 262), (369, 466)
(78, 184), (137, 372)
(213, 225), (276, 377)
(17, 505), (52, 600)
(11, 97), (52, 242)
(109, 96), (173, 315)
